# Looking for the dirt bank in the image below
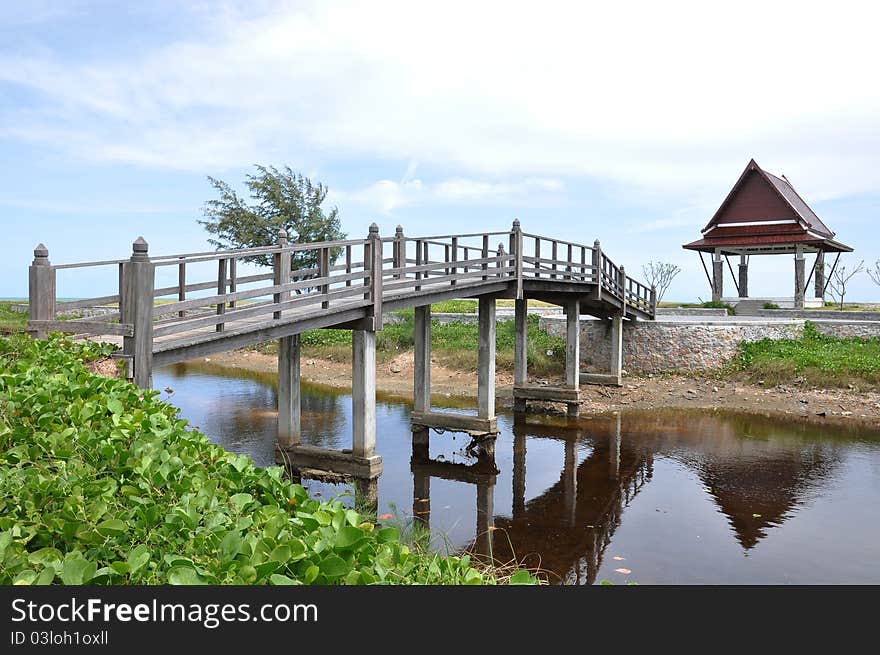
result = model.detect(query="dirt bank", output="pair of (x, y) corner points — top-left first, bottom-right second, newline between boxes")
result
(185, 349), (880, 428)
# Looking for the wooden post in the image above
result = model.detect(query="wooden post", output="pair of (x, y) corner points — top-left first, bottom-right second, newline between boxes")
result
(415, 239), (423, 291)
(738, 254), (748, 298)
(319, 246), (330, 309)
(650, 285), (657, 315)
(177, 258), (186, 317)
(352, 329), (376, 458)
(712, 248), (723, 302)
(481, 234), (489, 281)
(534, 238), (541, 279)
(273, 229), (290, 320)
(592, 239), (602, 296)
(794, 246), (805, 310)
(551, 240), (558, 279)
(393, 225), (404, 279)
(414, 305), (431, 414)
(566, 244), (573, 280)
(277, 334), (301, 448)
(513, 297), (527, 413)
(618, 266), (627, 312)
(367, 223), (382, 325)
(814, 251), (825, 300)
(216, 257), (227, 332)
(510, 219), (523, 298)
(122, 237), (155, 389)
(496, 243), (505, 278)
(345, 245), (352, 287)
(118, 262), (126, 319)
(450, 237), (458, 286)
(228, 257), (237, 308)
(478, 296), (496, 420)
(28, 243), (55, 338)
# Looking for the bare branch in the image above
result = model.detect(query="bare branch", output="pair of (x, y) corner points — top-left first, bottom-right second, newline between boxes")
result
(641, 260), (681, 303)
(826, 258), (865, 309)
(868, 260), (880, 288)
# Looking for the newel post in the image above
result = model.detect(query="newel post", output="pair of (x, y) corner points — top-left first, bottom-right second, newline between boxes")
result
(592, 239), (602, 283)
(273, 229), (290, 320)
(509, 219), (523, 298)
(122, 237), (155, 389)
(367, 223), (383, 326)
(619, 265), (627, 313)
(28, 243), (56, 338)
(650, 285), (657, 316)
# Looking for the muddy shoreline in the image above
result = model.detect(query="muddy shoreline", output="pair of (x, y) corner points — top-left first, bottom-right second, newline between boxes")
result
(181, 349), (880, 429)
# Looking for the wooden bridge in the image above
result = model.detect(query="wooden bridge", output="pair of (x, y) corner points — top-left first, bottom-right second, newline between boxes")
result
(27, 220), (655, 479)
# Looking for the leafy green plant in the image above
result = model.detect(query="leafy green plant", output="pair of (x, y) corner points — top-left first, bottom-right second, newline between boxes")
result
(0, 303), (27, 335)
(762, 302), (780, 310)
(728, 321), (880, 388)
(0, 334), (536, 585)
(700, 300), (735, 315)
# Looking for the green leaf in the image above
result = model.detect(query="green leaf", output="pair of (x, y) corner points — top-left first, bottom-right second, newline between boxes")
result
(61, 557), (96, 585)
(220, 531), (243, 563)
(269, 574), (300, 585)
(96, 518), (127, 536)
(303, 565), (320, 584)
(127, 544), (151, 573)
(334, 526), (365, 550)
(376, 527), (399, 544)
(509, 570), (535, 585)
(168, 566), (208, 585)
(319, 555), (349, 578)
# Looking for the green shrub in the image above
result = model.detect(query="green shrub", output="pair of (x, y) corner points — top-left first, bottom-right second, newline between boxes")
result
(762, 302), (780, 310)
(700, 300), (736, 315)
(0, 334), (534, 585)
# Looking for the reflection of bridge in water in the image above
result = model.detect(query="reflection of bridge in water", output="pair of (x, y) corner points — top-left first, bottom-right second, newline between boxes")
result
(410, 415), (654, 584)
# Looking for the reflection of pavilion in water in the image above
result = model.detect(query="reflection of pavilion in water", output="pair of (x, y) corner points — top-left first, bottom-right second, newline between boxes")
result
(409, 411), (843, 584)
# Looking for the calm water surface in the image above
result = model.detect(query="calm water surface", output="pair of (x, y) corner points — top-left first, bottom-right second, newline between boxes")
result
(154, 362), (880, 584)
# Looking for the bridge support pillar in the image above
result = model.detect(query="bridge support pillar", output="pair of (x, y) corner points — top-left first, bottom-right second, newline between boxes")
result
(478, 297), (496, 421)
(475, 478), (495, 559)
(277, 334), (301, 449)
(414, 305), (431, 414)
(513, 299), (527, 413)
(563, 439), (577, 527)
(352, 329), (377, 458)
(610, 312), (623, 384)
(565, 300), (580, 418)
(610, 413), (621, 480)
(513, 427), (526, 520)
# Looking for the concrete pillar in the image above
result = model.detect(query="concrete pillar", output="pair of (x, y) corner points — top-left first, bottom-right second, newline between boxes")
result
(563, 439), (577, 527)
(513, 298), (527, 413)
(512, 428), (526, 519)
(794, 246), (805, 310)
(609, 413), (621, 480)
(122, 237), (155, 389)
(475, 480), (495, 558)
(565, 301), (580, 388)
(477, 297), (496, 420)
(610, 312), (623, 381)
(352, 330), (376, 458)
(353, 477), (378, 516)
(413, 305), (431, 413)
(815, 251), (825, 300)
(277, 334), (301, 449)
(738, 254), (748, 298)
(712, 249), (723, 302)
(28, 243), (55, 338)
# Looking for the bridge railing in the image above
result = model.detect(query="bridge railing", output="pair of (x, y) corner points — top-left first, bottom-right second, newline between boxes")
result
(26, 220), (656, 344)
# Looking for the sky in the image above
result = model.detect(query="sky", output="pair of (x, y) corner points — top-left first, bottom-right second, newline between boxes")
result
(1, 0), (879, 301)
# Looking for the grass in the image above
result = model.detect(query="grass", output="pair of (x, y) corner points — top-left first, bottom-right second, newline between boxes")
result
(728, 321), (880, 388)
(256, 313), (566, 378)
(0, 302), (27, 335)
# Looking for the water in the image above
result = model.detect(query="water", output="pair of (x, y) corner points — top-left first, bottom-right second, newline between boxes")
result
(155, 362), (880, 584)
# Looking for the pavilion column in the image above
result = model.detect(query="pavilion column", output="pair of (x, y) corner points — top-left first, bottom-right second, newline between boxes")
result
(794, 246), (805, 310)
(712, 249), (723, 302)
(738, 254), (748, 298)
(814, 252), (825, 300)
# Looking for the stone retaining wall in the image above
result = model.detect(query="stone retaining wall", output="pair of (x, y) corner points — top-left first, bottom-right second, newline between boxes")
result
(540, 316), (880, 374)
(751, 309), (880, 321)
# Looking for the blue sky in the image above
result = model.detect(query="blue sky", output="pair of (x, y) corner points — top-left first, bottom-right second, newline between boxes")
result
(2, 0), (878, 301)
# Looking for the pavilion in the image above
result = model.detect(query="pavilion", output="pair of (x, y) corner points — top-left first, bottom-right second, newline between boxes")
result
(683, 159), (852, 309)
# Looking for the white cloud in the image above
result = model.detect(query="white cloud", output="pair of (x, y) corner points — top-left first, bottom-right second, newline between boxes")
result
(1, 0), (880, 200)
(339, 176), (564, 214)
